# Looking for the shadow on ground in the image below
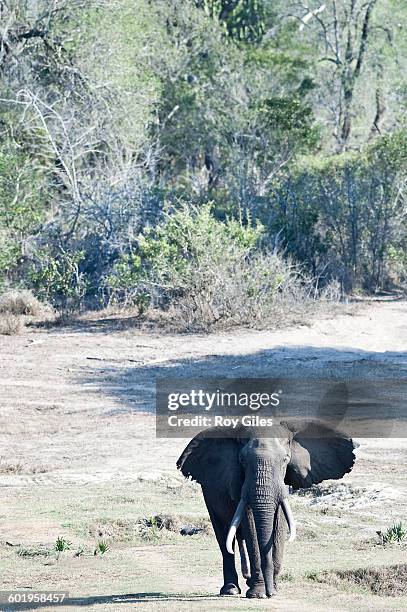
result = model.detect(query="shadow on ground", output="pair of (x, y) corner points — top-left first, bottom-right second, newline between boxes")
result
(79, 345), (407, 434)
(6, 593), (223, 610)
(31, 313), (147, 335)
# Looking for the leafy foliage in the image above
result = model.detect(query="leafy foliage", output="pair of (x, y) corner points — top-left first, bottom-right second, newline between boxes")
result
(0, 0), (406, 315)
(0, 145), (47, 283)
(266, 131), (407, 290)
(54, 537), (72, 553)
(382, 522), (407, 544)
(106, 204), (314, 329)
(94, 540), (110, 555)
(28, 249), (87, 308)
(196, 0), (267, 42)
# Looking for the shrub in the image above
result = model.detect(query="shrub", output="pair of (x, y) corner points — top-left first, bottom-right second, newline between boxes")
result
(106, 203), (316, 330)
(382, 522), (406, 544)
(314, 564), (407, 597)
(266, 130), (407, 291)
(0, 314), (24, 335)
(0, 232), (19, 289)
(0, 289), (49, 316)
(140, 516), (163, 542)
(94, 540), (109, 555)
(54, 537), (72, 553)
(28, 249), (87, 309)
(105, 253), (146, 310)
(0, 145), (48, 286)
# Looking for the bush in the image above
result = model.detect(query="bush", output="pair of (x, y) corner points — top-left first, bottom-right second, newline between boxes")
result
(0, 232), (20, 288)
(106, 203), (316, 330)
(0, 289), (50, 316)
(0, 314), (24, 336)
(381, 522), (406, 544)
(266, 130), (407, 291)
(0, 145), (48, 286)
(105, 253), (146, 311)
(28, 249), (87, 309)
(316, 564), (407, 597)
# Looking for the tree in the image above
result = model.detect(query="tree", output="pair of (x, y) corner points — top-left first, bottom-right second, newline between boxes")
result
(287, 0), (406, 150)
(267, 131), (407, 290)
(194, 0), (266, 42)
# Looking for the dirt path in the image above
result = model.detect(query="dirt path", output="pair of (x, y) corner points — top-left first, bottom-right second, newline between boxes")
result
(0, 299), (406, 486)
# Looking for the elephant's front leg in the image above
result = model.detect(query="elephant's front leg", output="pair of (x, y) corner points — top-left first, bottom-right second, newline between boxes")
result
(203, 491), (240, 596)
(272, 505), (287, 593)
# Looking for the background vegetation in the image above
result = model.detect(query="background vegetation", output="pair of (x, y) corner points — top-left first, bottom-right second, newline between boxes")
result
(0, 0), (406, 326)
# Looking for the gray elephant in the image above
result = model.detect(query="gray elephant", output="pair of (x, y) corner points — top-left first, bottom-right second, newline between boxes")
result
(177, 421), (356, 598)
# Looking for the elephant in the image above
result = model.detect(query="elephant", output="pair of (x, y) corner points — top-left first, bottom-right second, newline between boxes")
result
(177, 421), (356, 598)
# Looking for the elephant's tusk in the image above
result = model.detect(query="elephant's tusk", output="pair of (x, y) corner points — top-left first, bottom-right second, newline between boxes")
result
(281, 497), (296, 542)
(239, 538), (251, 579)
(226, 499), (246, 555)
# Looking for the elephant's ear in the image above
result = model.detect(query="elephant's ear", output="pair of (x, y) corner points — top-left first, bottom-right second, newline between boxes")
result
(177, 429), (243, 500)
(285, 422), (357, 490)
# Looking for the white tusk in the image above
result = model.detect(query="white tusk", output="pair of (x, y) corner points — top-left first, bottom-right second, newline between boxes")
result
(226, 499), (246, 555)
(281, 497), (296, 542)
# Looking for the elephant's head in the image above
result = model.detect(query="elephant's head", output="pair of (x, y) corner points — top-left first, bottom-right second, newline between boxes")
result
(177, 421), (356, 596)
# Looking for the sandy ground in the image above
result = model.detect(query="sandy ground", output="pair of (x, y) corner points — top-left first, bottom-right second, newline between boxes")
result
(0, 299), (407, 611)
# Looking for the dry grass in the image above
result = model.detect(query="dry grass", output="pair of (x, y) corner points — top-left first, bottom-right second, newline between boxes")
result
(17, 545), (52, 558)
(0, 458), (25, 474)
(0, 314), (24, 335)
(0, 458), (49, 475)
(87, 513), (211, 544)
(149, 513), (212, 535)
(88, 518), (140, 541)
(0, 289), (50, 316)
(312, 564), (407, 596)
(152, 251), (321, 333)
(0, 290), (55, 334)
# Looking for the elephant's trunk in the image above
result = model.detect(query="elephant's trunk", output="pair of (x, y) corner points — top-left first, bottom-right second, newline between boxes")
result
(226, 498), (246, 555)
(250, 485), (295, 597)
(251, 501), (277, 597)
